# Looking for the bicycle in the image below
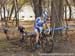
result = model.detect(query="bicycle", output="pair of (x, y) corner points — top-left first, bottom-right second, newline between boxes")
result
(20, 28), (54, 53)
(37, 29), (54, 53)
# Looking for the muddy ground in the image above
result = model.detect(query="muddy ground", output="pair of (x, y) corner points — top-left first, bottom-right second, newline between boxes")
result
(0, 32), (74, 56)
(0, 37), (75, 56)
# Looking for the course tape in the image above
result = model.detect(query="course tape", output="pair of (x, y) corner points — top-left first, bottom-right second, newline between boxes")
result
(27, 24), (75, 34)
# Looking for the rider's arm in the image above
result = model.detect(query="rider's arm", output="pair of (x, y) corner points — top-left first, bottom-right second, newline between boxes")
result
(23, 27), (25, 31)
(35, 17), (41, 28)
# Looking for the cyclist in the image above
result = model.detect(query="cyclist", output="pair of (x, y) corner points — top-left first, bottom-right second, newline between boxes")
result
(18, 25), (25, 42)
(34, 14), (48, 48)
(3, 27), (9, 40)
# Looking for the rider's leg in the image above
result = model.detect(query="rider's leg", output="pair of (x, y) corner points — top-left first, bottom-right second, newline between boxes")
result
(4, 30), (9, 40)
(35, 31), (39, 44)
(34, 28), (39, 44)
(22, 33), (25, 41)
(34, 28), (41, 48)
(19, 32), (25, 42)
(35, 27), (43, 43)
(6, 33), (9, 40)
(48, 27), (52, 35)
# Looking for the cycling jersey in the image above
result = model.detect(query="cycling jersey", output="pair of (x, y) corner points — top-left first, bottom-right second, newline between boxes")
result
(34, 17), (46, 32)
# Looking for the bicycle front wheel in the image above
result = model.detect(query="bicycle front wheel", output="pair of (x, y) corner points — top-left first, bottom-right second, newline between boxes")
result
(41, 36), (54, 53)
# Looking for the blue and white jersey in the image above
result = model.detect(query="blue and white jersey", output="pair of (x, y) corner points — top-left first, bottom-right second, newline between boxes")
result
(34, 17), (46, 28)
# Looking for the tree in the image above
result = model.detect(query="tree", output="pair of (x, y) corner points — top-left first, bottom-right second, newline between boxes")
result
(33, 0), (42, 18)
(0, 0), (8, 26)
(51, 0), (64, 41)
(65, 0), (72, 20)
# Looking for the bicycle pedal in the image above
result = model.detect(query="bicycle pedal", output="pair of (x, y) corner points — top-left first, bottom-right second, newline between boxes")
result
(34, 44), (41, 49)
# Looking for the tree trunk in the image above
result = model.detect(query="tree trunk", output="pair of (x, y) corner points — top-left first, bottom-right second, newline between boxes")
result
(65, 0), (72, 20)
(33, 0), (42, 18)
(3, 6), (7, 27)
(0, 6), (3, 21)
(14, 0), (19, 26)
(65, 5), (68, 41)
(9, 4), (15, 20)
(51, 0), (64, 41)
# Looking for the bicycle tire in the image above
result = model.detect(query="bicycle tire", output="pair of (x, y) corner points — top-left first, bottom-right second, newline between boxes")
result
(41, 36), (54, 53)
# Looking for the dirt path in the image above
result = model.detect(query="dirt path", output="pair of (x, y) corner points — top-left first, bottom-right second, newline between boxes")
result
(0, 37), (74, 56)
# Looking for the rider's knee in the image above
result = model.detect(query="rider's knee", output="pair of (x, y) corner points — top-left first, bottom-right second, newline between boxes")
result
(35, 31), (39, 37)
